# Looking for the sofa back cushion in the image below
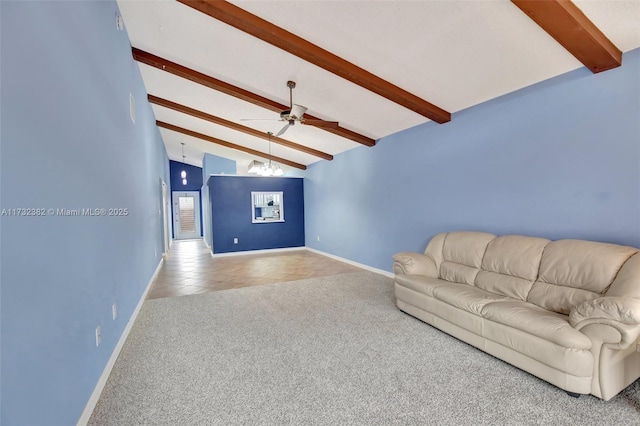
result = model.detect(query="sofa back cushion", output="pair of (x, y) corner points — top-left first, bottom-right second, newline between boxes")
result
(527, 240), (637, 314)
(423, 232), (447, 272)
(475, 235), (550, 300)
(606, 252), (640, 298)
(439, 231), (495, 285)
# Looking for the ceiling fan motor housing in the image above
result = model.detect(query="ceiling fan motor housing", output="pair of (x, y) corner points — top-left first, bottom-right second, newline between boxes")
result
(280, 110), (291, 119)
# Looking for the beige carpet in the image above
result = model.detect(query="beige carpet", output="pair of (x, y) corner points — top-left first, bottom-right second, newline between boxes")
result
(89, 272), (640, 425)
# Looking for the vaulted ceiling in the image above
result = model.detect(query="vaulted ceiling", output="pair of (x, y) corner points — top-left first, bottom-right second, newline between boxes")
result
(117, 0), (640, 174)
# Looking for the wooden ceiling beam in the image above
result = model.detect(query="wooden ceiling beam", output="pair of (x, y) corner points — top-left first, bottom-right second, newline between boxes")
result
(176, 0), (451, 124)
(132, 48), (375, 147)
(149, 95), (333, 160)
(511, 0), (621, 74)
(157, 121), (307, 170)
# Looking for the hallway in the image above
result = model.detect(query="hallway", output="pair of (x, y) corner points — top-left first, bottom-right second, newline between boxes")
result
(147, 240), (364, 299)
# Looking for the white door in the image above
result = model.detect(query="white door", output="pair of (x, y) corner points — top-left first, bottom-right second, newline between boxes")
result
(173, 191), (201, 240)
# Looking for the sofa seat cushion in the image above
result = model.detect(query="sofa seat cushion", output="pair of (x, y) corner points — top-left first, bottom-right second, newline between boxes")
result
(481, 301), (592, 350)
(394, 274), (453, 296)
(432, 284), (511, 316)
(483, 320), (593, 378)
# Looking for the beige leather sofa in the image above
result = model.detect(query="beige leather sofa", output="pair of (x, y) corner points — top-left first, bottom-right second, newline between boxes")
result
(393, 231), (640, 400)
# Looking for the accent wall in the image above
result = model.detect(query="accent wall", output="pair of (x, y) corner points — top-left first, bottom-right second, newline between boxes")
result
(170, 160), (204, 193)
(1, 1), (170, 424)
(208, 176), (304, 253)
(304, 48), (640, 272)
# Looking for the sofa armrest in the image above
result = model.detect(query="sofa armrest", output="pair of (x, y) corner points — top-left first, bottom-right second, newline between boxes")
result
(392, 252), (438, 277)
(570, 297), (640, 349)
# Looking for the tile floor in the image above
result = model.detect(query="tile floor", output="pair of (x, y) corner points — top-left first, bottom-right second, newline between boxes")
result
(147, 239), (364, 299)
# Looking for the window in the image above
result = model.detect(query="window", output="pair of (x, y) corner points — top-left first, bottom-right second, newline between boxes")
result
(251, 191), (284, 223)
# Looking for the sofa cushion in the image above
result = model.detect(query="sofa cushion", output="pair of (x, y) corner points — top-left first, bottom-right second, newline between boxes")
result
(480, 235), (550, 281)
(432, 284), (510, 316)
(481, 300), (592, 350)
(475, 272), (535, 302)
(439, 231), (495, 285)
(526, 283), (600, 315)
(606, 252), (640, 298)
(475, 235), (550, 300)
(483, 320), (593, 378)
(423, 232), (447, 273)
(394, 274), (452, 296)
(440, 262), (481, 286)
(537, 240), (636, 292)
(527, 240), (637, 314)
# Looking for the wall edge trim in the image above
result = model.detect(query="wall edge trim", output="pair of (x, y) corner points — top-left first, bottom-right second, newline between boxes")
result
(76, 257), (164, 426)
(304, 247), (394, 278)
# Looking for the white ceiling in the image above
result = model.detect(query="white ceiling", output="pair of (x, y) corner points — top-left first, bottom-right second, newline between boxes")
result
(117, 0), (640, 174)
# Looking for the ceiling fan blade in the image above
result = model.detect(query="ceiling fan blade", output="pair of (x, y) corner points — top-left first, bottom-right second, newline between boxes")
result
(240, 118), (280, 121)
(290, 104), (308, 120)
(302, 119), (339, 129)
(275, 123), (290, 137)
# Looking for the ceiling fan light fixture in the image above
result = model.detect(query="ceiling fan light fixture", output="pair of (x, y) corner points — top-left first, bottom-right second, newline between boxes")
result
(241, 81), (339, 139)
(248, 132), (286, 177)
(248, 160), (265, 174)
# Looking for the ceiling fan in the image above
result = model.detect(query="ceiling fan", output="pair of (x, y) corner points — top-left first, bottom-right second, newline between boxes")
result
(242, 81), (339, 137)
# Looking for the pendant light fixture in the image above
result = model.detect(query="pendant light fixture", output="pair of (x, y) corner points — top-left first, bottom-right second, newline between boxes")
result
(263, 132), (275, 176)
(247, 132), (284, 176)
(180, 143), (187, 185)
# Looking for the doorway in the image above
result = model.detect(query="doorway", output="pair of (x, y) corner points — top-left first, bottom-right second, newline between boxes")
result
(172, 191), (201, 240)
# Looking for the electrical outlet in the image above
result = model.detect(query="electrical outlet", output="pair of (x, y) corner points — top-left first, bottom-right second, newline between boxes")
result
(95, 326), (101, 347)
(112, 304), (117, 320)
(317, 235), (320, 242)
(233, 237), (238, 244)
(154, 248), (157, 258)
(129, 93), (136, 123)
(115, 12), (124, 31)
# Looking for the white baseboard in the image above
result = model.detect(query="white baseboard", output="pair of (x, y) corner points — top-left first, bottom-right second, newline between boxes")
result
(304, 247), (394, 278)
(211, 246), (305, 258)
(76, 257), (164, 426)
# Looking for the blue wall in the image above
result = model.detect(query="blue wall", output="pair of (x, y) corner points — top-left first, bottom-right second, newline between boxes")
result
(208, 176), (305, 253)
(304, 48), (640, 272)
(1, 1), (170, 424)
(170, 160), (203, 192)
(170, 160), (203, 237)
(203, 153), (237, 177)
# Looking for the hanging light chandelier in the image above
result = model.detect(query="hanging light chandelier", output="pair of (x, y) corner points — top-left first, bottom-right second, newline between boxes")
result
(180, 143), (187, 185)
(248, 132), (284, 176)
